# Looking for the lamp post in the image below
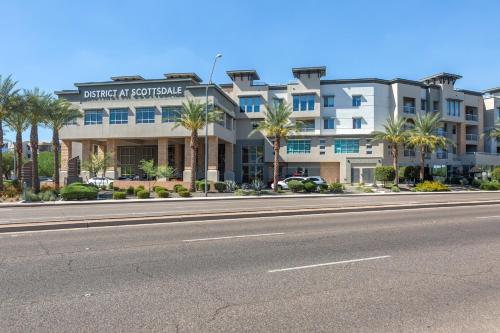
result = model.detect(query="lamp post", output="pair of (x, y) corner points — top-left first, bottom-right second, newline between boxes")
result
(204, 53), (222, 197)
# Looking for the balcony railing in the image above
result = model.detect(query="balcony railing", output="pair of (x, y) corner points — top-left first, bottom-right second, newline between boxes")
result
(301, 127), (316, 132)
(466, 134), (478, 141)
(403, 105), (416, 114)
(435, 129), (447, 137)
(465, 114), (478, 121)
(436, 152), (448, 159)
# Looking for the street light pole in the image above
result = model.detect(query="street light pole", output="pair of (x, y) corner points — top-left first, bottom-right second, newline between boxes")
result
(204, 53), (222, 197)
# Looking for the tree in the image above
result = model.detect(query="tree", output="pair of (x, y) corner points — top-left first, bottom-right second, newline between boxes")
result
(250, 101), (302, 192)
(1, 151), (14, 179)
(138, 159), (175, 192)
(0, 74), (19, 191)
(173, 99), (222, 192)
(487, 122), (500, 140)
(25, 88), (51, 193)
(45, 98), (81, 190)
(372, 116), (408, 186)
(4, 94), (29, 181)
(38, 151), (54, 177)
(375, 165), (396, 187)
(82, 153), (111, 180)
(408, 113), (448, 181)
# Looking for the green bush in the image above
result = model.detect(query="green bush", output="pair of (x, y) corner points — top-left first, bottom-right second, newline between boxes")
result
(318, 183), (328, 193)
(157, 190), (170, 198)
(173, 184), (186, 193)
(375, 166), (396, 185)
(363, 187), (374, 193)
(328, 182), (344, 193)
(113, 186), (120, 191)
(126, 186), (135, 195)
(107, 182), (114, 190)
(303, 181), (317, 193)
(154, 186), (167, 194)
(23, 190), (41, 202)
(2, 185), (20, 198)
(195, 180), (210, 192)
(415, 181), (450, 192)
(136, 190), (150, 199)
(391, 185), (400, 192)
(288, 180), (304, 193)
(471, 179), (482, 188)
(480, 181), (500, 191)
(60, 183), (99, 201)
(113, 191), (127, 200)
(214, 182), (227, 193)
(403, 166), (419, 181)
(39, 190), (58, 201)
(134, 186), (145, 196)
(178, 190), (191, 197)
(492, 167), (500, 182)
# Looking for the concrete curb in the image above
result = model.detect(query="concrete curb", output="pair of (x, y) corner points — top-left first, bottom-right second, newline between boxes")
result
(1, 199), (499, 233)
(0, 190), (492, 208)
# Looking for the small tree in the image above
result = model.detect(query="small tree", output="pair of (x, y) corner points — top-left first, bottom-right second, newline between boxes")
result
(1, 151), (14, 179)
(138, 159), (175, 192)
(375, 166), (396, 187)
(38, 151), (54, 177)
(82, 153), (111, 183)
(491, 167), (500, 182)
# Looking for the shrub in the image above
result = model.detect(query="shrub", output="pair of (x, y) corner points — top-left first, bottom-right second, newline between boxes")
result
(40, 184), (53, 192)
(113, 191), (127, 200)
(318, 183), (328, 192)
(328, 182), (344, 193)
(375, 166), (396, 186)
(480, 181), (500, 191)
(157, 190), (170, 198)
(60, 183), (99, 201)
(154, 186), (167, 194)
(178, 190), (191, 197)
(126, 186), (135, 195)
(224, 180), (238, 192)
(214, 182), (227, 193)
(363, 187), (374, 193)
(173, 184), (186, 193)
(471, 179), (482, 188)
(415, 181), (450, 192)
(403, 166), (419, 182)
(251, 179), (265, 193)
(2, 185), (19, 198)
(23, 190), (41, 202)
(391, 185), (400, 192)
(136, 190), (150, 199)
(107, 182), (114, 190)
(134, 186), (145, 196)
(492, 167), (500, 182)
(303, 181), (318, 193)
(39, 190), (58, 201)
(288, 180), (304, 193)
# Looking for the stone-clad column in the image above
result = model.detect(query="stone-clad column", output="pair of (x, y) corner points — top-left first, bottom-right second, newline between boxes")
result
(182, 137), (192, 182)
(81, 140), (92, 180)
(106, 139), (118, 179)
(207, 136), (219, 182)
(175, 144), (183, 175)
(224, 142), (234, 181)
(158, 138), (169, 180)
(60, 140), (72, 184)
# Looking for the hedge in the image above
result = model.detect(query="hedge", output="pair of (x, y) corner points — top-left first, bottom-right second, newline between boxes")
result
(214, 182), (227, 193)
(303, 181), (317, 193)
(492, 167), (500, 182)
(415, 181), (450, 192)
(480, 181), (500, 191)
(154, 186), (167, 194)
(195, 180), (210, 192)
(375, 166), (396, 185)
(328, 182), (344, 193)
(134, 186), (145, 196)
(288, 180), (304, 193)
(126, 186), (135, 195)
(157, 190), (170, 198)
(60, 183), (99, 201)
(113, 191), (127, 200)
(136, 190), (150, 199)
(173, 184), (186, 193)
(178, 190), (191, 197)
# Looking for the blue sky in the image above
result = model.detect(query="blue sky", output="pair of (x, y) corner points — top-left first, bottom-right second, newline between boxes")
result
(1, 0), (499, 142)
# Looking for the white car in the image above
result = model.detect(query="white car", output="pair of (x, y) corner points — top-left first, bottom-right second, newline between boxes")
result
(271, 176), (327, 190)
(87, 177), (113, 187)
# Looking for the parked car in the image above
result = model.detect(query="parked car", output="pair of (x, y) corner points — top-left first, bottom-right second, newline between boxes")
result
(87, 177), (113, 187)
(271, 176), (327, 190)
(39, 176), (53, 182)
(305, 176), (327, 186)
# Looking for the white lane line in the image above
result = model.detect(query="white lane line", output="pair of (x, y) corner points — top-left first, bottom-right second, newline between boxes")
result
(183, 232), (285, 242)
(477, 215), (500, 219)
(268, 255), (391, 273)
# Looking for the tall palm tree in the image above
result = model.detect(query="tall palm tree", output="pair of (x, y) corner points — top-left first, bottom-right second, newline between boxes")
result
(5, 94), (29, 181)
(0, 74), (19, 192)
(487, 121), (500, 140)
(372, 116), (409, 185)
(173, 99), (221, 192)
(251, 101), (302, 192)
(45, 98), (81, 190)
(408, 113), (448, 181)
(25, 88), (51, 193)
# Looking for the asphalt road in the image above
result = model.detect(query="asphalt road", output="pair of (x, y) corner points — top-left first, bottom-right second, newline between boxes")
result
(1, 204), (500, 332)
(1, 192), (500, 225)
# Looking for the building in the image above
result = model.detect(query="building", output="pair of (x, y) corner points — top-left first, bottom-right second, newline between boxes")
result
(2, 141), (54, 160)
(56, 67), (500, 185)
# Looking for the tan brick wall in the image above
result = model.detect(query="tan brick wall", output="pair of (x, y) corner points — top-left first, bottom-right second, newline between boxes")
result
(113, 180), (189, 191)
(225, 143), (234, 172)
(158, 138), (169, 167)
(208, 136), (218, 170)
(320, 162), (341, 183)
(61, 140), (72, 172)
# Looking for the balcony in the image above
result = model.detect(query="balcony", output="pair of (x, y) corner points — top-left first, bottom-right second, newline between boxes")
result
(435, 129), (448, 137)
(466, 134), (478, 141)
(403, 105), (416, 114)
(465, 114), (478, 122)
(436, 152), (448, 159)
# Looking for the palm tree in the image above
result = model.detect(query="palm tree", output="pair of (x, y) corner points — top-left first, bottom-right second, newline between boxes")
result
(4, 94), (29, 181)
(486, 121), (500, 140)
(372, 117), (408, 186)
(25, 88), (51, 193)
(173, 99), (222, 192)
(45, 98), (81, 190)
(408, 113), (448, 181)
(0, 74), (19, 192)
(251, 101), (302, 192)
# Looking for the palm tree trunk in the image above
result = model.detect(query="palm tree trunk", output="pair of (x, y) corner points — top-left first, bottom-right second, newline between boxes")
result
(189, 131), (198, 192)
(16, 130), (23, 181)
(419, 146), (425, 181)
(273, 136), (280, 192)
(52, 129), (60, 190)
(392, 146), (399, 186)
(0, 118), (4, 192)
(30, 123), (40, 193)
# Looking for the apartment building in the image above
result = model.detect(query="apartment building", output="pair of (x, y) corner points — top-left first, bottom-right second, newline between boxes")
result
(56, 66), (500, 185)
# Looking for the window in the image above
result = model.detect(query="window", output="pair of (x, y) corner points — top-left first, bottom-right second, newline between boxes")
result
(352, 95), (362, 107)
(136, 107), (155, 123)
(404, 145), (416, 157)
(109, 108), (128, 125)
(421, 99), (427, 111)
(293, 94), (315, 111)
(272, 98), (283, 108)
(323, 118), (335, 129)
(403, 97), (416, 114)
(239, 96), (260, 112)
(251, 120), (261, 130)
(241, 145), (264, 183)
(84, 110), (103, 125)
(161, 106), (181, 123)
(301, 120), (315, 132)
(64, 116), (79, 125)
(353, 118), (362, 129)
(433, 101), (439, 112)
(323, 96), (335, 107)
(335, 139), (359, 154)
(226, 115), (233, 130)
(497, 107), (500, 119)
(447, 99), (461, 117)
(287, 139), (311, 154)
(319, 139), (326, 155)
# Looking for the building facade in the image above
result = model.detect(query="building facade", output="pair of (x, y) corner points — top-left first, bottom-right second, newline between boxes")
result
(56, 67), (500, 185)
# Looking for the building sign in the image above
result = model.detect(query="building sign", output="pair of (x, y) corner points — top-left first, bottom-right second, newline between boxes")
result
(82, 85), (184, 100)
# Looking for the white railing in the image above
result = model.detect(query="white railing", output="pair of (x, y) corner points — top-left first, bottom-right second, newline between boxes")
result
(403, 105), (416, 114)
(465, 114), (478, 121)
(466, 134), (478, 141)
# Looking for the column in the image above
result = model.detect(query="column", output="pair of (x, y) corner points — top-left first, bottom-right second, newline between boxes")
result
(182, 137), (192, 182)
(105, 139), (118, 179)
(157, 138), (169, 180)
(81, 140), (92, 180)
(224, 142), (235, 181)
(175, 144), (183, 175)
(207, 136), (219, 182)
(60, 140), (72, 184)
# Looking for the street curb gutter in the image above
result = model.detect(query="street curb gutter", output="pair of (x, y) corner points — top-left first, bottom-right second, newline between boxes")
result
(1, 199), (500, 233)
